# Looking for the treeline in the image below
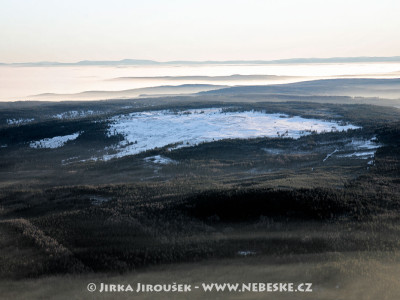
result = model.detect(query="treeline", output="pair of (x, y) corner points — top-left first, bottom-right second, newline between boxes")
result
(0, 118), (121, 146)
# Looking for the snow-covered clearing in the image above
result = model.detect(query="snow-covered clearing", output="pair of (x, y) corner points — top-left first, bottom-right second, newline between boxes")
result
(102, 108), (359, 160)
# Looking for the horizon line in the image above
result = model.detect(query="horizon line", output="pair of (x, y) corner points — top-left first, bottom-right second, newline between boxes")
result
(2, 56), (400, 66)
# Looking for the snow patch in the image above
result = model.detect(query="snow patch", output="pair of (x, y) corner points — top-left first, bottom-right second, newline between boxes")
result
(61, 156), (80, 165)
(7, 118), (34, 125)
(144, 155), (177, 165)
(30, 132), (81, 149)
(54, 110), (96, 119)
(348, 138), (380, 150)
(323, 149), (339, 162)
(338, 151), (376, 158)
(336, 137), (381, 160)
(262, 148), (285, 155)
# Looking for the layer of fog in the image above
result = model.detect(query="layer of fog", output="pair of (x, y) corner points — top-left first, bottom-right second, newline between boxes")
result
(1, 62), (400, 101)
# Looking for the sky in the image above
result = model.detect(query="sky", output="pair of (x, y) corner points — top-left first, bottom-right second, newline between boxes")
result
(0, 0), (399, 63)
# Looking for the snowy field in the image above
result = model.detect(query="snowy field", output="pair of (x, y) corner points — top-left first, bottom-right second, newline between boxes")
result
(102, 108), (360, 161)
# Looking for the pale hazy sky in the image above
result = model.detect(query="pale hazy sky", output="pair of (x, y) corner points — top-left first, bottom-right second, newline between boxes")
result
(1, 0), (399, 63)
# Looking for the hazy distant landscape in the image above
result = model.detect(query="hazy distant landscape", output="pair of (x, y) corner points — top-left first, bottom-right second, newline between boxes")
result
(2, 59), (400, 101)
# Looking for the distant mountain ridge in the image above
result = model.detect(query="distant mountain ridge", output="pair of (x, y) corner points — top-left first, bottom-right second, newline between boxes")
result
(200, 78), (400, 99)
(3, 56), (400, 66)
(30, 78), (400, 101)
(110, 74), (296, 81)
(30, 84), (226, 101)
